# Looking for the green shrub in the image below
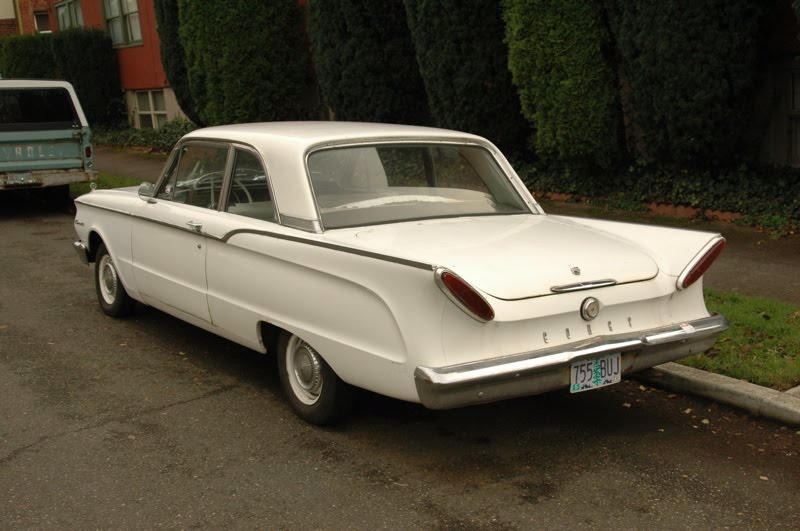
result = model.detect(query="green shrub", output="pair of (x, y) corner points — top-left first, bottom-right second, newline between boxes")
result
(94, 118), (197, 152)
(154, 0), (201, 125)
(503, 0), (623, 169)
(178, 0), (316, 125)
(404, 0), (530, 155)
(0, 33), (57, 79)
(520, 161), (800, 234)
(309, 0), (430, 125)
(603, 0), (772, 167)
(50, 29), (125, 125)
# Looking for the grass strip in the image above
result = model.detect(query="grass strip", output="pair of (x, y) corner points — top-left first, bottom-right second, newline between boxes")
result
(70, 174), (143, 198)
(681, 289), (800, 391)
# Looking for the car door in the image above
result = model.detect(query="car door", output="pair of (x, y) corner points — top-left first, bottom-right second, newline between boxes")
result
(131, 141), (231, 322)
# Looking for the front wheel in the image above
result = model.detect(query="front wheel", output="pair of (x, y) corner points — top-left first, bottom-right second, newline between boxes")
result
(277, 333), (354, 425)
(95, 242), (136, 317)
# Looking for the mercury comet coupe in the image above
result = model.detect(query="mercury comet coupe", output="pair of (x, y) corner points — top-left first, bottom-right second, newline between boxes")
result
(73, 122), (728, 424)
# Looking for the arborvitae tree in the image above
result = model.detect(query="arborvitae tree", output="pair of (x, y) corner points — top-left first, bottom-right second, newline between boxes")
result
(604, 0), (772, 167)
(503, 0), (623, 169)
(309, 0), (430, 125)
(50, 29), (125, 125)
(154, 0), (200, 125)
(403, 0), (530, 155)
(178, 0), (316, 125)
(0, 33), (57, 79)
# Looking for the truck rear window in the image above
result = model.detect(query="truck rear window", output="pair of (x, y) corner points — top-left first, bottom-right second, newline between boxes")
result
(0, 88), (80, 132)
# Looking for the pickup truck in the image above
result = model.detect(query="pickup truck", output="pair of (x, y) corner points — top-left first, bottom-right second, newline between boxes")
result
(0, 79), (96, 198)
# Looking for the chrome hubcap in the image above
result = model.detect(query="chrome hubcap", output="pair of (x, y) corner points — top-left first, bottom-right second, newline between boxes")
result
(98, 255), (118, 305)
(286, 337), (323, 405)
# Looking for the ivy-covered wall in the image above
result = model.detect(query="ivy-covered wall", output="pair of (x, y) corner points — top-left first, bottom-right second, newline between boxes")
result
(309, 0), (430, 125)
(504, 0), (623, 169)
(604, 0), (771, 167)
(404, 0), (530, 155)
(154, 0), (200, 125)
(178, 0), (316, 125)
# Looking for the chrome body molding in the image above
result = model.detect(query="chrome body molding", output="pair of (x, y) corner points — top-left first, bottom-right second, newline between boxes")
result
(414, 313), (729, 410)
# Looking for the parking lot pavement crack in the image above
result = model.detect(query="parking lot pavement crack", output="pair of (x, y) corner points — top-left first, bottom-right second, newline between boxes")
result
(0, 384), (239, 466)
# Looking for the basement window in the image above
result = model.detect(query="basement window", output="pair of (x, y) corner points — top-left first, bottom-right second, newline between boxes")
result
(137, 90), (167, 129)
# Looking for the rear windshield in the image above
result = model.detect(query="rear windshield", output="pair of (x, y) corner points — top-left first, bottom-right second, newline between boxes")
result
(0, 88), (81, 132)
(307, 143), (530, 229)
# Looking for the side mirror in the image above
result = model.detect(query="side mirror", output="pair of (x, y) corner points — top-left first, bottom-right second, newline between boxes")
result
(138, 182), (156, 203)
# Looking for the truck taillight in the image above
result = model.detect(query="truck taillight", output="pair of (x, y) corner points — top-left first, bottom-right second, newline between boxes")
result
(677, 238), (726, 290)
(434, 267), (495, 322)
(85, 145), (92, 159)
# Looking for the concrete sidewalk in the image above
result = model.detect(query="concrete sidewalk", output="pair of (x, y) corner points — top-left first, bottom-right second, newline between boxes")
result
(92, 146), (800, 425)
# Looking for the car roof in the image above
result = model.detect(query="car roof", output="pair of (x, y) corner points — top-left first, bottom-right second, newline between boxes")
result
(183, 121), (490, 152)
(0, 79), (76, 89)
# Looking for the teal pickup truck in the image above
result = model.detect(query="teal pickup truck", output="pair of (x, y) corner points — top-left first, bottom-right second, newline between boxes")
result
(0, 79), (96, 198)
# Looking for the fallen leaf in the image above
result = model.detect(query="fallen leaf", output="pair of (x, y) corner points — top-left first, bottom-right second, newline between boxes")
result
(639, 385), (647, 391)
(759, 476), (768, 481)
(701, 419), (710, 425)
(622, 402), (632, 408)
(683, 408), (692, 414)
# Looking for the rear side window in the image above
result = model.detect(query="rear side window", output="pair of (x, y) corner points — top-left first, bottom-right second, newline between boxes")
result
(0, 88), (80, 132)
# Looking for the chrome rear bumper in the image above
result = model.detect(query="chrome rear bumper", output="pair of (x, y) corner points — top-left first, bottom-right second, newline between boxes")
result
(414, 314), (729, 410)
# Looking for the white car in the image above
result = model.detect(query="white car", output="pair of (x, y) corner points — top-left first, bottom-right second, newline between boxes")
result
(73, 122), (728, 424)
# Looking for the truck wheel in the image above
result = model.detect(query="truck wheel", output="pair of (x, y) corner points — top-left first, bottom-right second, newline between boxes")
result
(95, 243), (135, 317)
(277, 333), (354, 425)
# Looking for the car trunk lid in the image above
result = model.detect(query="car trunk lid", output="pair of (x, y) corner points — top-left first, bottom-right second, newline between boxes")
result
(329, 215), (658, 300)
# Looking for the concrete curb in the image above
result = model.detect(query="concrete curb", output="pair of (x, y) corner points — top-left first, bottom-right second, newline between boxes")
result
(636, 362), (800, 426)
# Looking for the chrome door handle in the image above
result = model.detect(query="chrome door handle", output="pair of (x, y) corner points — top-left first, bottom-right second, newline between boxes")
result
(186, 221), (203, 233)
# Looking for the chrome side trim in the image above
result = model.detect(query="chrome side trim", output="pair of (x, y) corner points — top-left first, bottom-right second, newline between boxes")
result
(550, 279), (617, 293)
(414, 313), (729, 410)
(281, 215), (322, 233)
(222, 228), (434, 271)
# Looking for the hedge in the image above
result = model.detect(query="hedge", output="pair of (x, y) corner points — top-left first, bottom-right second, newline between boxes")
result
(0, 33), (57, 79)
(603, 0), (771, 167)
(503, 0), (623, 169)
(0, 29), (124, 126)
(153, 0), (200, 125)
(178, 0), (316, 125)
(404, 0), (530, 155)
(50, 29), (125, 125)
(309, 0), (430, 125)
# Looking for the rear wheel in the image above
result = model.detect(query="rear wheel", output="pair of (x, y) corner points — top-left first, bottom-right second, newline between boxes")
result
(95, 242), (135, 317)
(277, 333), (354, 425)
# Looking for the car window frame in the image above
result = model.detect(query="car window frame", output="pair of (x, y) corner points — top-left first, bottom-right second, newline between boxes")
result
(153, 139), (281, 225)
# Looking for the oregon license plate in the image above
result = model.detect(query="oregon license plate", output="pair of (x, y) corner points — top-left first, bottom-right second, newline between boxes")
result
(570, 353), (621, 393)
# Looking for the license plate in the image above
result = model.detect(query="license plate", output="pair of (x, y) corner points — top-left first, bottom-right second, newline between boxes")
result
(570, 353), (621, 393)
(6, 173), (38, 186)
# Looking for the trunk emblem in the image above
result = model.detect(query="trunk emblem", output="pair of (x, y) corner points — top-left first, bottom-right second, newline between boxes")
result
(571, 267), (581, 276)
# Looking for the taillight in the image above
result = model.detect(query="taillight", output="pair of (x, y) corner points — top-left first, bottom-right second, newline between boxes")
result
(434, 267), (495, 322)
(677, 237), (726, 290)
(85, 145), (92, 159)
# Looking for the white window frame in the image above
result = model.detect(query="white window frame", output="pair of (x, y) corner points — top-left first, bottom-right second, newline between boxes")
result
(136, 90), (168, 129)
(54, 0), (84, 31)
(104, 0), (142, 47)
